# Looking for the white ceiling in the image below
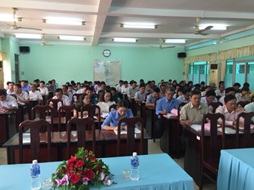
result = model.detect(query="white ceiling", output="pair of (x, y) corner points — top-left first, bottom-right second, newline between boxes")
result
(0, 0), (254, 47)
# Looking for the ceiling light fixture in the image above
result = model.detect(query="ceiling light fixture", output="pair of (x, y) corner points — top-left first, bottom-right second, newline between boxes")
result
(43, 18), (85, 26)
(59, 35), (85, 41)
(199, 24), (228, 30)
(15, 33), (41, 39)
(0, 14), (15, 22)
(113, 38), (137, 42)
(164, 39), (186, 43)
(121, 23), (157, 29)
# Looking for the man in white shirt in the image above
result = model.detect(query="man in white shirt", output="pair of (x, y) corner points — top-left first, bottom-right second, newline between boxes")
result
(121, 81), (129, 94)
(37, 81), (49, 96)
(6, 82), (14, 95)
(215, 83), (225, 97)
(116, 80), (124, 92)
(0, 89), (18, 111)
(219, 87), (236, 105)
(13, 84), (29, 105)
(216, 94), (243, 126)
(52, 88), (71, 109)
(29, 84), (43, 101)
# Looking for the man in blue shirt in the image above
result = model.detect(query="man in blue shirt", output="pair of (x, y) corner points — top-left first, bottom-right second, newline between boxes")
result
(101, 100), (133, 130)
(155, 86), (178, 138)
(156, 87), (178, 116)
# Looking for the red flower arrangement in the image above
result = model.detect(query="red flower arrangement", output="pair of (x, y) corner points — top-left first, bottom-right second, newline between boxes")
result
(52, 148), (113, 190)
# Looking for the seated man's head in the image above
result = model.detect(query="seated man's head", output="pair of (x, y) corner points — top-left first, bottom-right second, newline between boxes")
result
(224, 95), (237, 112)
(55, 88), (63, 99)
(14, 84), (22, 94)
(241, 87), (249, 96)
(205, 90), (216, 104)
(165, 87), (175, 101)
(183, 89), (191, 100)
(0, 89), (7, 101)
(153, 88), (160, 99)
(190, 90), (201, 107)
(225, 87), (236, 96)
(139, 84), (145, 93)
(29, 84), (36, 92)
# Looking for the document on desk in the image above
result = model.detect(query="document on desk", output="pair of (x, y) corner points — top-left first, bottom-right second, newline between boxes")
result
(163, 113), (177, 119)
(218, 127), (237, 134)
(114, 128), (141, 135)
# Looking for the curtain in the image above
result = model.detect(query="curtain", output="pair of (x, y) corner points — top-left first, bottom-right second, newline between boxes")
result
(184, 63), (190, 81)
(0, 52), (3, 61)
(218, 44), (254, 81)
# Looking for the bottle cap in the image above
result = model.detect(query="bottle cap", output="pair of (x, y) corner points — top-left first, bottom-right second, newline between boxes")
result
(132, 152), (137, 156)
(32, 160), (38, 164)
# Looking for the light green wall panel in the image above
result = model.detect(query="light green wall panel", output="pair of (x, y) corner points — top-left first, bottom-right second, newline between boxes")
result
(187, 35), (254, 57)
(19, 44), (185, 86)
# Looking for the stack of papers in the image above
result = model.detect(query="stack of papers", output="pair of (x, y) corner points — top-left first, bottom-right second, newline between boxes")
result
(114, 128), (141, 135)
(163, 113), (177, 119)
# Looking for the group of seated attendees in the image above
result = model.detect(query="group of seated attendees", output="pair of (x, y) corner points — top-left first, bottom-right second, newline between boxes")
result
(2, 78), (254, 133)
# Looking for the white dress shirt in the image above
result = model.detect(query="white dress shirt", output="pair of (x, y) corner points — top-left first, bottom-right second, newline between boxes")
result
(38, 87), (49, 96)
(0, 95), (18, 108)
(29, 90), (43, 101)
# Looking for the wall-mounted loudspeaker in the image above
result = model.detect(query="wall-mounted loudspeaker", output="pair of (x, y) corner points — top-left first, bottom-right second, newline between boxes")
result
(19, 46), (30, 53)
(177, 52), (186, 58)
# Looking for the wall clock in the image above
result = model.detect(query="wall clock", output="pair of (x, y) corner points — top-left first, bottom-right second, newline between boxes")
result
(103, 49), (111, 57)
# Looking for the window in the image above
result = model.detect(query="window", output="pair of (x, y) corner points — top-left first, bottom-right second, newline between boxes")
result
(224, 58), (254, 91)
(188, 61), (209, 84)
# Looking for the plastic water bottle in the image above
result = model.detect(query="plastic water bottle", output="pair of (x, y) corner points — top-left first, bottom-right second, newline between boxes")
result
(30, 160), (41, 190)
(130, 152), (140, 181)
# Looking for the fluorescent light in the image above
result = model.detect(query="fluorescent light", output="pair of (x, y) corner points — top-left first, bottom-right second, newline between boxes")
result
(165, 39), (186, 43)
(0, 14), (15, 22)
(15, 33), (41, 39)
(121, 23), (156, 29)
(59, 35), (85, 41)
(199, 24), (228, 30)
(113, 38), (137, 43)
(43, 18), (85, 26)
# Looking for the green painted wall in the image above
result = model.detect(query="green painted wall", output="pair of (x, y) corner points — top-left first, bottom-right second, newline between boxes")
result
(19, 43), (185, 86)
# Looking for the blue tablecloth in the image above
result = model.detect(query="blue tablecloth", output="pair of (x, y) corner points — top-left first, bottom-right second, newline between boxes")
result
(0, 153), (194, 190)
(217, 148), (254, 190)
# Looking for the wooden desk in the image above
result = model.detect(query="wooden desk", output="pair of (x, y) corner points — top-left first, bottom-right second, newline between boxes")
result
(159, 115), (181, 158)
(3, 129), (149, 164)
(0, 110), (16, 145)
(183, 125), (250, 186)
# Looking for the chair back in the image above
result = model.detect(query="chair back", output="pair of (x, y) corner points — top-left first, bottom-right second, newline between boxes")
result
(81, 104), (101, 127)
(19, 119), (51, 163)
(109, 104), (117, 112)
(117, 117), (144, 156)
(67, 117), (95, 158)
(209, 102), (223, 113)
(27, 100), (40, 119)
(72, 93), (84, 104)
(31, 105), (53, 120)
(47, 98), (63, 117)
(236, 112), (254, 148)
(237, 101), (250, 108)
(58, 105), (76, 131)
(201, 113), (225, 162)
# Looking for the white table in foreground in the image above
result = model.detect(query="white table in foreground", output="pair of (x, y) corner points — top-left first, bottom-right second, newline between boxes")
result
(217, 148), (254, 190)
(0, 153), (194, 190)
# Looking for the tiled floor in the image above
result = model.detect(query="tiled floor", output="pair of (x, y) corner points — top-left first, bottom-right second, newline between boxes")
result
(0, 139), (216, 190)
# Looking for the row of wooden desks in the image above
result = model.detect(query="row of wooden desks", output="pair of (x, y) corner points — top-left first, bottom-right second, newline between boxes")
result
(183, 124), (254, 186)
(3, 129), (149, 164)
(0, 111), (17, 145)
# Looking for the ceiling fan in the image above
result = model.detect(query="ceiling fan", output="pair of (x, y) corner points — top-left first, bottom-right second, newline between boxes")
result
(41, 33), (51, 46)
(8, 8), (41, 31)
(151, 39), (175, 49)
(194, 18), (213, 35)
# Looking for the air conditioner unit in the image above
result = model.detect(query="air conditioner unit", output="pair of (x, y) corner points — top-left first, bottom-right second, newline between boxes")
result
(209, 64), (219, 86)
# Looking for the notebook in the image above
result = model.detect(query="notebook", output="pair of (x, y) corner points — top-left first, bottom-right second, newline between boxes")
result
(114, 128), (141, 135)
